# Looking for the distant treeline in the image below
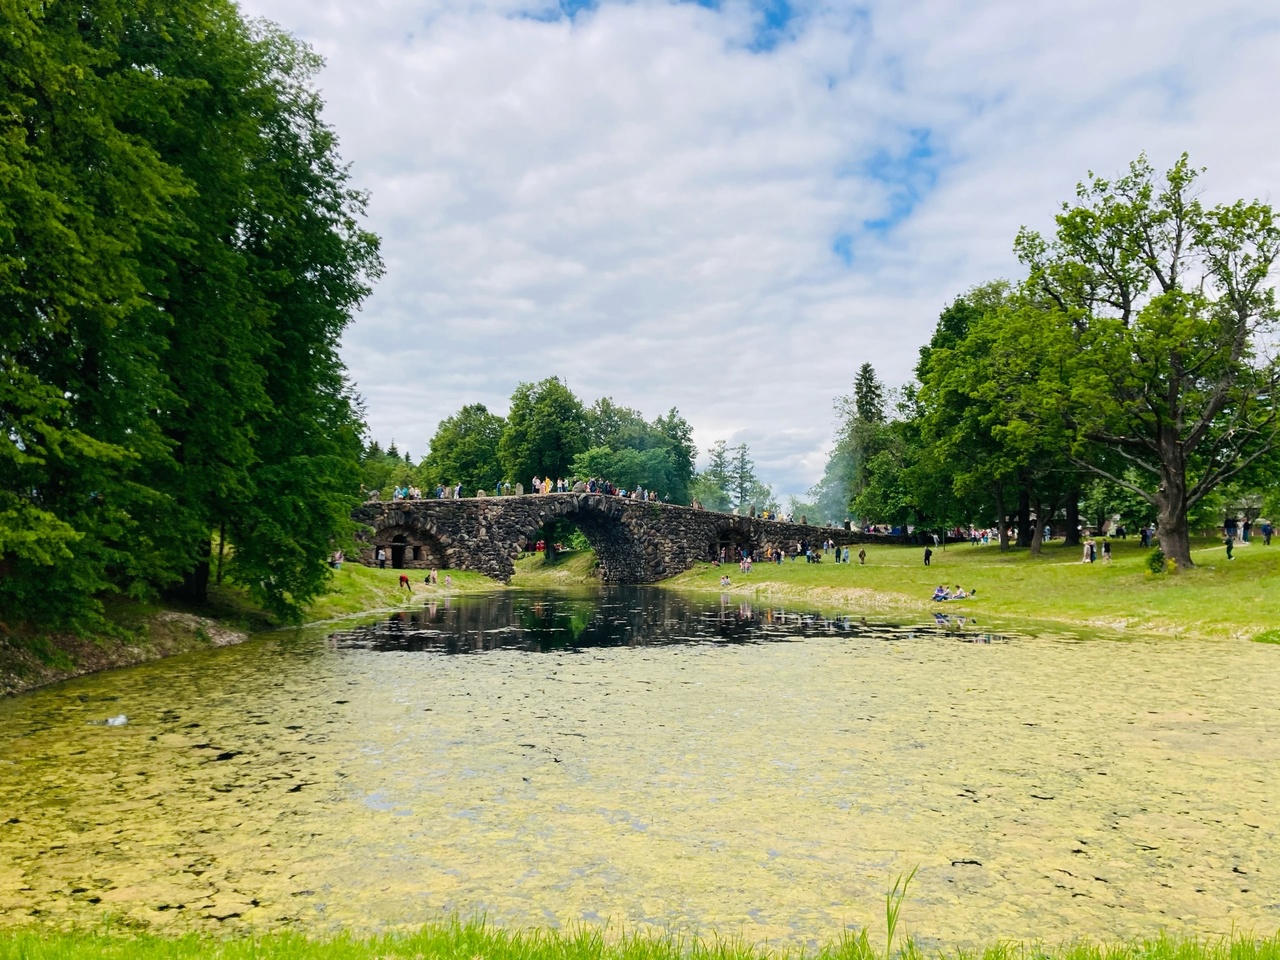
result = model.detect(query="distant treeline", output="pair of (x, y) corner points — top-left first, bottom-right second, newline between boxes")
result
(799, 155), (1280, 569)
(1, 2), (381, 627)
(363, 377), (778, 513)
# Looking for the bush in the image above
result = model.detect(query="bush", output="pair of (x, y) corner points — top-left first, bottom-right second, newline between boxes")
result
(1147, 548), (1168, 574)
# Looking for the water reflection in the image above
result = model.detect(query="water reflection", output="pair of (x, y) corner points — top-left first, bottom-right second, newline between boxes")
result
(330, 587), (1015, 654)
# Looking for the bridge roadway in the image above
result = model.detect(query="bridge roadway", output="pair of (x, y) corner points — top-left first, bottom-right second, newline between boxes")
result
(353, 493), (892, 583)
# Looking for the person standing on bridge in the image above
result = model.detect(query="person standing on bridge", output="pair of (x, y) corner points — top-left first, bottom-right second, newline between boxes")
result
(377, 547), (386, 569)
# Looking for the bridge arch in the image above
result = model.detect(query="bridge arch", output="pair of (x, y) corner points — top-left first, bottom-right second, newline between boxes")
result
(507, 496), (650, 583)
(368, 512), (451, 570)
(711, 517), (761, 562)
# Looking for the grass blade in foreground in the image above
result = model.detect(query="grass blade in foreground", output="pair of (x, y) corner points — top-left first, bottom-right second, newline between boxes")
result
(0, 923), (1278, 960)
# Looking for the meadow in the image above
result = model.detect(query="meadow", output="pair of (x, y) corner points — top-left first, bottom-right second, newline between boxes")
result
(666, 536), (1280, 642)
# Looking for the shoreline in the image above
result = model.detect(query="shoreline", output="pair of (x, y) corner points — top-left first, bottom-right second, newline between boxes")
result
(6, 538), (1278, 697)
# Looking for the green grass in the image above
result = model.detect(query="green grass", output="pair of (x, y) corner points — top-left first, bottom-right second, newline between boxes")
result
(0, 922), (1276, 960)
(300, 563), (501, 622)
(665, 536), (1280, 642)
(512, 548), (601, 587)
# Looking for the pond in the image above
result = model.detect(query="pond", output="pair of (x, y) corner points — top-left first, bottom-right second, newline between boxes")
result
(1, 587), (1277, 949)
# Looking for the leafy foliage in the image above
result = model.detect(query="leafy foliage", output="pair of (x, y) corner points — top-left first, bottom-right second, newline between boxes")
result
(0, 1), (379, 627)
(498, 376), (589, 483)
(419, 404), (505, 494)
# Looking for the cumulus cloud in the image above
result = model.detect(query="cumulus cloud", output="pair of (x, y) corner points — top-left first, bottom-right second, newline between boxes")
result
(240, 0), (1280, 497)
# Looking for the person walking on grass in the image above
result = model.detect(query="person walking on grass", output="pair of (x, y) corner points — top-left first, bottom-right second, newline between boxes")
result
(1225, 534), (1235, 560)
(923, 546), (933, 567)
(858, 547), (866, 565)
(399, 573), (411, 592)
(1102, 540), (1112, 563)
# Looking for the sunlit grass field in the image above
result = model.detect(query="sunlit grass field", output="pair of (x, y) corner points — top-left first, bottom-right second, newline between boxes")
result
(666, 536), (1280, 642)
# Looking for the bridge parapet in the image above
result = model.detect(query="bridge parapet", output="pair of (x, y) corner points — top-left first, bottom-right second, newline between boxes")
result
(353, 494), (894, 583)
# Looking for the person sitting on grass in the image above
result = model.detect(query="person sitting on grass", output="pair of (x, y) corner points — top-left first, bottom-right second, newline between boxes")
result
(951, 585), (968, 599)
(932, 585), (950, 602)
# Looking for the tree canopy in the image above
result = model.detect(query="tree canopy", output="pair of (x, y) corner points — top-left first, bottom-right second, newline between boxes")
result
(820, 155), (1280, 565)
(496, 377), (589, 483)
(420, 404), (505, 493)
(1, 0), (380, 627)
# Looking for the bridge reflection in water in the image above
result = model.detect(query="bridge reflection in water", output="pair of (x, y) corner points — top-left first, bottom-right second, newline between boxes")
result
(327, 586), (1012, 654)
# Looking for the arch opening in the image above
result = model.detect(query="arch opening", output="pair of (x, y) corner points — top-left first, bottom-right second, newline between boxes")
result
(514, 502), (649, 583)
(372, 523), (448, 570)
(713, 526), (759, 564)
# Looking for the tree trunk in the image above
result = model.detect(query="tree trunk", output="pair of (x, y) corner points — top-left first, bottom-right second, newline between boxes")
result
(167, 536), (211, 605)
(1156, 453), (1193, 569)
(1029, 498), (1044, 556)
(1016, 483), (1032, 548)
(1063, 487), (1081, 547)
(994, 485), (1010, 552)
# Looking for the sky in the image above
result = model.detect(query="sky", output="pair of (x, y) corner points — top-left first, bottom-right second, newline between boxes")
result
(239, 0), (1280, 500)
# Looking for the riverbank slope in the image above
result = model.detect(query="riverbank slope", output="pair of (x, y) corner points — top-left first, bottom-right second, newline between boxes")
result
(0, 565), (499, 697)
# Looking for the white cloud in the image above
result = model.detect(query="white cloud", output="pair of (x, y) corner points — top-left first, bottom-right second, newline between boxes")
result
(241, 0), (1280, 497)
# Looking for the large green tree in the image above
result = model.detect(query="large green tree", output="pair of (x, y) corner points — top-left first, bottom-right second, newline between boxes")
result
(576, 399), (695, 502)
(0, 1), (379, 626)
(1015, 154), (1280, 567)
(916, 283), (1081, 551)
(420, 404), (505, 493)
(498, 377), (588, 482)
(1, 0), (193, 625)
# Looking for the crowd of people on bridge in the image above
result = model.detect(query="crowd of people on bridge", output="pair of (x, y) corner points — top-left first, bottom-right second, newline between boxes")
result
(366, 476), (677, 503)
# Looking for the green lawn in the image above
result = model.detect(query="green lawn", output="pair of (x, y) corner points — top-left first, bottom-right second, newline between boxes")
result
(511, 547), (601, 586)
(1, 924), (1276, 960)
(299, 562), (498, 622)
(666, 536), (1280, 642)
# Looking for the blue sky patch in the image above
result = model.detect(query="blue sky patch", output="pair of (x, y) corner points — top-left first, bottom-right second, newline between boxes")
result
(860, 128), (945, 234)
(831, 233), (853, 265)
(516, 0), (597, 22)
(749, 0), (796, 51)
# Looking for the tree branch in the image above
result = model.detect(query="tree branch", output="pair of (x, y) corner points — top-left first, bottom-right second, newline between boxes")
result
(1067, 456), (1157, 505)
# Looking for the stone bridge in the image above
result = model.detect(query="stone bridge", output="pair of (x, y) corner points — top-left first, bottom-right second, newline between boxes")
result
(352, 494), (893, 583)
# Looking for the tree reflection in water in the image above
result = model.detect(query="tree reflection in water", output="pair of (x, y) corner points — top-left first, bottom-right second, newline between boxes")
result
(329, 587), (1015, 654)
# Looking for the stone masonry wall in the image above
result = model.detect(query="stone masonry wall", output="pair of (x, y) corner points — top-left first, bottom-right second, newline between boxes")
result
(353, 495), (895, 583)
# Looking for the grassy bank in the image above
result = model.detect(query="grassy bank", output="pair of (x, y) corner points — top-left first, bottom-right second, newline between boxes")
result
(666, 536), (1280, 642)
(299, 562), (500, 621)
(0, 564), (504, 697)
(511, 547), (601, 587)
(1, 923), (1277, 960)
